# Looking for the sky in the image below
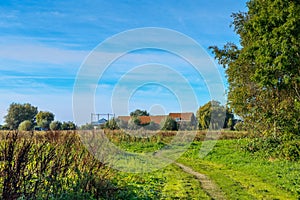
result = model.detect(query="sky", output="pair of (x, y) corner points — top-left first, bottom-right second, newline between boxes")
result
(0, 0), (248, 125)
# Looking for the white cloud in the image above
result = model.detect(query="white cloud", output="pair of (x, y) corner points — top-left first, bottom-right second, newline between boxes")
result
(0, 43), (88, 64)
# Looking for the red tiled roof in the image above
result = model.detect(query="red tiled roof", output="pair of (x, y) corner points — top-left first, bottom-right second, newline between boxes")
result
(169, 112), (194, 121)
(139, 116), (151, 124)
(118, 116), (131, 122)
(118, 113), (194, 124)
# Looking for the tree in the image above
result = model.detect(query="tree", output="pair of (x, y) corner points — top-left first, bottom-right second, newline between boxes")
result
(161, 116), (178, 131)
(4, 103), (38, 130)
(130, 109), (149, 117)
(61, 121), (76, 130)
(197, 101), (233, 130)
(0, 124), (9, 130)
(18, 120), (32, 131)
(209, 0), (300, 136)
(104, 118), (119, 130)
(36, 111), (54, 129)
(50, 121), (62, 130)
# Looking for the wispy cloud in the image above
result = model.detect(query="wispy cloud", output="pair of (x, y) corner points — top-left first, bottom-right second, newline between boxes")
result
(0, 43), (88, 64)
(0, 0), (248, 124)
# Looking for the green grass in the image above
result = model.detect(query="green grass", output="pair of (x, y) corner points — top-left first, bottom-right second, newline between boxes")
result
(112, 164), (209, 199)
(178, 139), (300, 199)
(1, 130), (300, 199)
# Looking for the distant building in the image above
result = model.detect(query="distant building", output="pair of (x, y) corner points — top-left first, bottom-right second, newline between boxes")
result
(91, 118), (107, 126)
(117, 112), (196, 125)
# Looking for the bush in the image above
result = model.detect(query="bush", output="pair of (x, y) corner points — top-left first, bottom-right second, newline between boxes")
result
(280, 141), (300, 161)
(50, 121), (62, 130)
(161, 117), (178, 131)
(234, 122), (246, 131)
(242, 134), (300, 161)
(104, 118), (119, 130)
(18, 120), (32, 131)
(61, 121), (76, 130)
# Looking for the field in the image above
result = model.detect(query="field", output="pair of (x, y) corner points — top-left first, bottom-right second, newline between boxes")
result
(0, 130), (299, 199)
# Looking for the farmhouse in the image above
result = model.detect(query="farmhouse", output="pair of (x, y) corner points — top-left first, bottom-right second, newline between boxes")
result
(118, 112), (196, 125)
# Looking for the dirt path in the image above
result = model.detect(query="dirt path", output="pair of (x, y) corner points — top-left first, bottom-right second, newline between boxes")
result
(174, 162), (226, 200)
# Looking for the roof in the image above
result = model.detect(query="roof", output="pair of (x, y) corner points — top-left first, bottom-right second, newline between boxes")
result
(139, 115), (167, 125)
(117, 113), (194, 124)
(118, 116), (131, 122)
(169, 112), (195, 121)
(91, 118), (107, 125)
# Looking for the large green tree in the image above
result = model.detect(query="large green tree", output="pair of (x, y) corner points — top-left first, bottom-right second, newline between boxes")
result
(130, 109), (149, 117)
(197, 101), (233, 130)
(36, 111), (55, 129)
(4, 103), (38, 130)
(210, 0), (300, 136)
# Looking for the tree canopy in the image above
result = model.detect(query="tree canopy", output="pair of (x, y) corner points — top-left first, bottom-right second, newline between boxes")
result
(161, 116), (178, 131)
(130, 109), (149, 117)
(210, 0), (300, 136)
(197, 101), (233, 130)
(36, 111), (55, 129)
(18, 120), (32, 131)
(4, 103), (38, 130)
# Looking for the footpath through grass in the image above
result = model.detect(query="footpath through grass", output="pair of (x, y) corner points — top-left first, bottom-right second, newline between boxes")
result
(178, 139), (300, 199)
(106, 130), (300, 199)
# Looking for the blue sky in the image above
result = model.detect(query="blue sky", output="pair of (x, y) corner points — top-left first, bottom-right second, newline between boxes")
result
(0, 0), (248, 125)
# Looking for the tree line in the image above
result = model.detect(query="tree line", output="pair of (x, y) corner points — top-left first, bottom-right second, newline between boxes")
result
(0, 103), (76, 131)
(80, 101), (236, 131)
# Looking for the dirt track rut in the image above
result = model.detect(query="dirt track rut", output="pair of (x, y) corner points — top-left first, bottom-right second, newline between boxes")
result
(175, 162), (226, 200)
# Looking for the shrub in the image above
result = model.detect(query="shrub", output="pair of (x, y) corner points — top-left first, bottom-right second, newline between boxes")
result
(61, 121), (76, 130)
(161, 117), (178, 131)
(50, 121), (62, 130)
(280, 141), (300, 161)
(18, 120), (32, 131)
(234, 122), (246, 131)
(104, 118), (119, 130)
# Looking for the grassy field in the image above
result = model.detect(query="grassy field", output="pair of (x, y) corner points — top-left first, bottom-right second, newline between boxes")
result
(0, 130), (299, 199)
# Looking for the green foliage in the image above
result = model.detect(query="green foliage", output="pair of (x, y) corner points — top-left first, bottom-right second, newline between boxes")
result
(104, 118), (120, 130)
(242, 133), (300, 161)
(4, 103), (38, 130)
(50, 121), (62, 130)
(36, 111), (55, 129)
(79, 123), (94, 130)
(0, 131), (116, 199)
(179, 139), (300, 199)
(61, 121), (76, 130)
(18, 120), (32, 131)
(197, 101), (233, 130)
(280, 140), (300, 161)
(161, 116), (178, 131)
(130, 109), (149, 117)
(233, 121), (246, 131)
(210, 0), (300, 137)
(0, 124), (9, 130)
